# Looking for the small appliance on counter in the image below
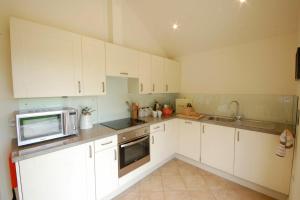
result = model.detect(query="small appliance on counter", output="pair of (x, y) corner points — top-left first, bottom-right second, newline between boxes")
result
(162, 104), (173, 116)
(15, 107), (78, 146)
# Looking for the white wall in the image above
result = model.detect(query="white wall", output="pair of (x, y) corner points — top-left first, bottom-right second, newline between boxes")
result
(178, 33), (297, 95)
(0, 1), (166, 199)
(289, 14), (300, 200)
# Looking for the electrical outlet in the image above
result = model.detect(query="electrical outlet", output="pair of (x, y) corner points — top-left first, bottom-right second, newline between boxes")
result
(283, 96), (291, 103)
(9, 118), (16, 127)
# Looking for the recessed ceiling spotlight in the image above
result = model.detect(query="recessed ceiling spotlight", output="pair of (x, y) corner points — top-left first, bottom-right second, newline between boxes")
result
(172, 23), (179, 31)
(239, 0), (247, 4)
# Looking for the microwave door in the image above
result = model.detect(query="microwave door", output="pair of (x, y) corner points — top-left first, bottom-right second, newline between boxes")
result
(17, 112), (65, 146)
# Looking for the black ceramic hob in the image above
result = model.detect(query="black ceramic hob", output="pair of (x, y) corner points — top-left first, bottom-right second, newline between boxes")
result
(100, 118), (146, 130)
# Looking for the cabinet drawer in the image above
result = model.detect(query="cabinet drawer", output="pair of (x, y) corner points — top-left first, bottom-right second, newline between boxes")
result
(150, 123), (165, 133)
(95, 135), (117, 152)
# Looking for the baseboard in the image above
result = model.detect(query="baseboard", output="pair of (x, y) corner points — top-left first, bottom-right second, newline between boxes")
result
(175, 154), (288, 200)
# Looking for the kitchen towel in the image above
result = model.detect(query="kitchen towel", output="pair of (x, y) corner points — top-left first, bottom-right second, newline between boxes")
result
(276, 129), (294, 157)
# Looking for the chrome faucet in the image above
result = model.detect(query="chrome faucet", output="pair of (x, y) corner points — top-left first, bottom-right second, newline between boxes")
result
(229, 100), (242, 121)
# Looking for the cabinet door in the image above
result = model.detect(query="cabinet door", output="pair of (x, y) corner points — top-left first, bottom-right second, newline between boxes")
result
(150, 130), (166, 166)
(151, 55), (165, 93)
(95, 146), (118, 200)
(234, 129), (293, 194)
(164, 59), (180, 93)
(165, 119), (179, 158)
(138, 52), (152, 94)
(106, 43), (139, 78)
(19, 143), (95, 200)
(82, 37), (106, 95)
(201, 123), (235, 174)
(10, 17), (82, 98)
(178, 119), (201, 161)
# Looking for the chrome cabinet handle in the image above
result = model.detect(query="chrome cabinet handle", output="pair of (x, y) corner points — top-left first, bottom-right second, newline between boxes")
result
(102, 82), (105, 93)
(114, 149), (117, 160)
(120, 72), (128, 75)
(185, 121), (192, 124)
(152, 84), (155, 92)
(163, 123), (166, 132)
(237, 131), (240, 142)
(141, 83), (143, 92)
(78, 81), (82, 94)
(166, 84), (168, 92)
(202, 125), (205, 134)
(152, 135), (154, 144)
(101, 141), (113, 146)
(89, 145), (92, 158)
(153, 126), (160, 129)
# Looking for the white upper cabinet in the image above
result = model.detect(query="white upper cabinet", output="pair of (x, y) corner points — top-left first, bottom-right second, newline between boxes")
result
(234, 129), (294, 194)
(82, 37), (106, 96)
(106, 43), (139, 78)
(201, 123), (235, 174)
(164, 59), (180, 93)
(18, 142), (95, 200)
(138, 52), (152, 94)
(178, 119), (201, 161)
(10, 17), (82, 98)
(151, 55), (165, 93)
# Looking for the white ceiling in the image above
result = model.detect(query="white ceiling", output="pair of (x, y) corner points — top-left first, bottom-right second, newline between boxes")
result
(0, 0), (108, 39)
(125, 0), (300, 57)
(0, 0), (299, 58)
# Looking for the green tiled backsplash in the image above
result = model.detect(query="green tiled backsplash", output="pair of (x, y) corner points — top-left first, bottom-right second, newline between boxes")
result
(18, 77), (177, 124)
(178, 93), (298, 125)
(17, 77), (298, 125)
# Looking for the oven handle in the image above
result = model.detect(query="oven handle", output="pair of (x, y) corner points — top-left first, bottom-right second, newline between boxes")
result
(120, 136), (149, 148)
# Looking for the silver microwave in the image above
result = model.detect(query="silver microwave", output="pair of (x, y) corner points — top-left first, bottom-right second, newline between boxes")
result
(15, 107), (79, 146)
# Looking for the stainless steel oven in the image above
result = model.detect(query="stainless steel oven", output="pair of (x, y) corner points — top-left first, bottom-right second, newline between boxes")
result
(118, 126), (150, 177)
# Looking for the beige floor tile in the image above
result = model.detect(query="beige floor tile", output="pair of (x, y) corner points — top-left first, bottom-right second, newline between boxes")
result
(160, 162), (180, 176)
(140, 191), (165, 200)
(203, 174), (229, 191)
(164, 191), (191, 200)
(140, 175), (163, 192)
(178, 164), (202, 176)
(189, 190), (216, 200)
(162, 175), (186, 191)
(115, 159), (275, 200)
(181, 175), (207, 190)
(235, 188), (275, 200)
(212, 189), (242, 200)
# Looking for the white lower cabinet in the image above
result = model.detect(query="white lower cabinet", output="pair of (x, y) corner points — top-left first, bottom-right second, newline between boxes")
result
(234, 129), (294, 194)
(164, 119), (179, 158)
(18, 142), (95, 200)
(95, 146), (118, 200)
(178, 119), (201, 161)
(150, 123), (166, 166)
(201, 123), (235, 174)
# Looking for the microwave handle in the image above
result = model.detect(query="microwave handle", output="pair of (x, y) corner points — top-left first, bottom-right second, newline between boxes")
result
(63, 113), (68, 135)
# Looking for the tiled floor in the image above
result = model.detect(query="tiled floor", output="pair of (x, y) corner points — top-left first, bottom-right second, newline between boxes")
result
(114, 159), (275, 200)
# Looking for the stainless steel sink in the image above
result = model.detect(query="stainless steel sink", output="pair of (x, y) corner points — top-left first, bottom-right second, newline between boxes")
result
(207, 116), (236, 123)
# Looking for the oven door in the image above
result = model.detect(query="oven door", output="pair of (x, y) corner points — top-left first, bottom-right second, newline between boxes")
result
(17, 111), (65, 146)
(119, 135), (150, 177)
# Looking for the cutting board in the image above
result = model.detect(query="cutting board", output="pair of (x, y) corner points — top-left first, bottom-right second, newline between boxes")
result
(176, 98), (192, 113)
(176, 113), (205, 120)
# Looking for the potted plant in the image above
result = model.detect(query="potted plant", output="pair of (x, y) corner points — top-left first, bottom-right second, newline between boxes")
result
(80, 106), (95, 130)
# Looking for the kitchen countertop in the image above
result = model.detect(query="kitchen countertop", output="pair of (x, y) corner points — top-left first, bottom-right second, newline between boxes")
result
(11, 115), (294, 162)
